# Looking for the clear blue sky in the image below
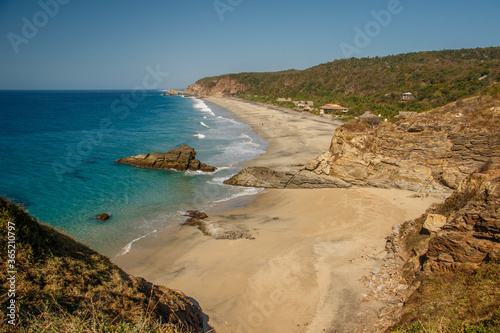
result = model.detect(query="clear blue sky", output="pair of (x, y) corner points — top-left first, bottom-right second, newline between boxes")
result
(0, 0), (499, 90)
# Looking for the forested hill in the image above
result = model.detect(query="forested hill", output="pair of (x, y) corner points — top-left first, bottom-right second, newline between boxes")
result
(185, 47), (500, 118)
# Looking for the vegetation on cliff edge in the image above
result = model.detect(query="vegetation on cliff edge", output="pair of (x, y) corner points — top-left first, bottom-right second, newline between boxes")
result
(0, 197), (203, 332)
(189, 46), (500, 119)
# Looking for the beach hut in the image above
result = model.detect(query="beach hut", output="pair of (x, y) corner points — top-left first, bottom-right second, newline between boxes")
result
(320, 104), (349, 115)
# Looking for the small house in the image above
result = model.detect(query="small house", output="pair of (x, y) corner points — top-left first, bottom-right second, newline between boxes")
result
(401, 92), (415, 101)
(293, 101), (306, 107)
(320, 104), (349, 114)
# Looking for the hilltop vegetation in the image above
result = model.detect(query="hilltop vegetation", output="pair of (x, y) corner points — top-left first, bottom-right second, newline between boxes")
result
(185, 47), (500, 118)
(0, 197), (203, 332)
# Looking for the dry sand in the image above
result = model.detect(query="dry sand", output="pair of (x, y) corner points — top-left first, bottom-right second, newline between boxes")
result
(114, 98), (442, 332)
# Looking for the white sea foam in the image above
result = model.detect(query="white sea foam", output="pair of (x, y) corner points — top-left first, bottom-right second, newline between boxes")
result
(192, 99), (215, 116)
(194, 133), (206, 139)
(213, 187), (266, 203)
(118, 230), (157, 256)
(216, 115), (240, 124)
(208, 176), (230, 185)
(200, 121), (210, 128)
(185, 170), (207, 176)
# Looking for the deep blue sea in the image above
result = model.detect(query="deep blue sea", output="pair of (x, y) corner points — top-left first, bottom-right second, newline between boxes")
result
(0, 91), (267, 256)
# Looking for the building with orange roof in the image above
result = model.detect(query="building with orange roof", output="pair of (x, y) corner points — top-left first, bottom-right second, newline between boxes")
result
(320, 104), (349, 114)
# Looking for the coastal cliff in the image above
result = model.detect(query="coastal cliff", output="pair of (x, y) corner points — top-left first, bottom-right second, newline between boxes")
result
(184, 76), (248, 97)
(306, 94), (500, 193)
(374, 168), (500, 330)
(0, 197), (204, 332)
(226, 94), (500, 194)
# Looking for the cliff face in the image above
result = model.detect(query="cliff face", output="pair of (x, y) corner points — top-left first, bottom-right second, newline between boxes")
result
(306, 95), (500, 193)
(225, 94), (500, 193)
(365, 168), (500, 330)
(0, 197), (204, 332)
(184, 76), (247, 97)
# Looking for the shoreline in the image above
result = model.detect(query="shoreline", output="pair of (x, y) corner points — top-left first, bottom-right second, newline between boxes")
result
(114, 97), (443, 332)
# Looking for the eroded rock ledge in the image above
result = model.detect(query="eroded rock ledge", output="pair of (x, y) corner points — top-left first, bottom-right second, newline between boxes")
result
(116, 145), (216, 172)
(225, 95), (500, 194)
(223, 166), (351, 189)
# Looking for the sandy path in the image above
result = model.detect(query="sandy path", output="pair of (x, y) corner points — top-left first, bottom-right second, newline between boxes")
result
(114, 98), (442, 332)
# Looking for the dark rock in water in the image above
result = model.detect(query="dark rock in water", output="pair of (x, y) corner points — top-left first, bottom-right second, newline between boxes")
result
(96, 213), (110, 221)
(116, 145), (216, 172)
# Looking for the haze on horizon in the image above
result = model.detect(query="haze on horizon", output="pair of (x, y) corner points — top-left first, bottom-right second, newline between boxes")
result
(0, 0), (499, 90)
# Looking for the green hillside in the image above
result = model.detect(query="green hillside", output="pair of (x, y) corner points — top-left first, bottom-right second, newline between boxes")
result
(192, 47), (500, 118)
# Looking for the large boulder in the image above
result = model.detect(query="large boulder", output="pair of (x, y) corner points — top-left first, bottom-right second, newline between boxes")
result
(116, 145), (216, 172)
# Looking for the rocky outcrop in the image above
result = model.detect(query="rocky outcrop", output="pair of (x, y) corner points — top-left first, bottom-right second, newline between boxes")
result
(225, 96), (500, 191)
(305, 95), (500, 193)
(223, 166), (351, 189)
(182, 210), (254, 240)
(116, 145), (215, 172)
(422, 169), (500, 272)
(360, 168), (500, 330)
(184, 76), (248, 97)
(95, 213), (110, 221)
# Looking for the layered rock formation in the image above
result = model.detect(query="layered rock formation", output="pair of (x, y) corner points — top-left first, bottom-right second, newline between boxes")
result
(116, 145), (215, 172)
(422, 169), (500, 272)
(305, 95), (500, 193)
(363, 168), (500, 330)
(226, 95), (500, 193)
(223, 166), (351, 189)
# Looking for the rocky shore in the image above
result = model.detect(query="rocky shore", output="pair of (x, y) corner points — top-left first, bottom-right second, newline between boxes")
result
(116, 145), (216, 172)
(226, 95), (500, 195)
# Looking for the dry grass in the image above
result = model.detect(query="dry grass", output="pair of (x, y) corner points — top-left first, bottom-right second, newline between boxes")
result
(0, 197), (202, 332)
(389, 264), (500, 332)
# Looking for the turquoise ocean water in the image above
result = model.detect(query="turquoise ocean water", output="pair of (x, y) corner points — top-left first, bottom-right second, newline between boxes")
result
(0, 91), (267, 256)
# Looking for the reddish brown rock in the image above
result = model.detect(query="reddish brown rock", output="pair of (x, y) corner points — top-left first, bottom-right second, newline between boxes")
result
(116, 145), (216, 172)
(95, 213), (110, 221)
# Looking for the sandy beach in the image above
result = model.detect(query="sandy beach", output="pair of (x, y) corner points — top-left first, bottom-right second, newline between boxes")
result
(204, 97), (342, 172)
(114, 98), (442, 332)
